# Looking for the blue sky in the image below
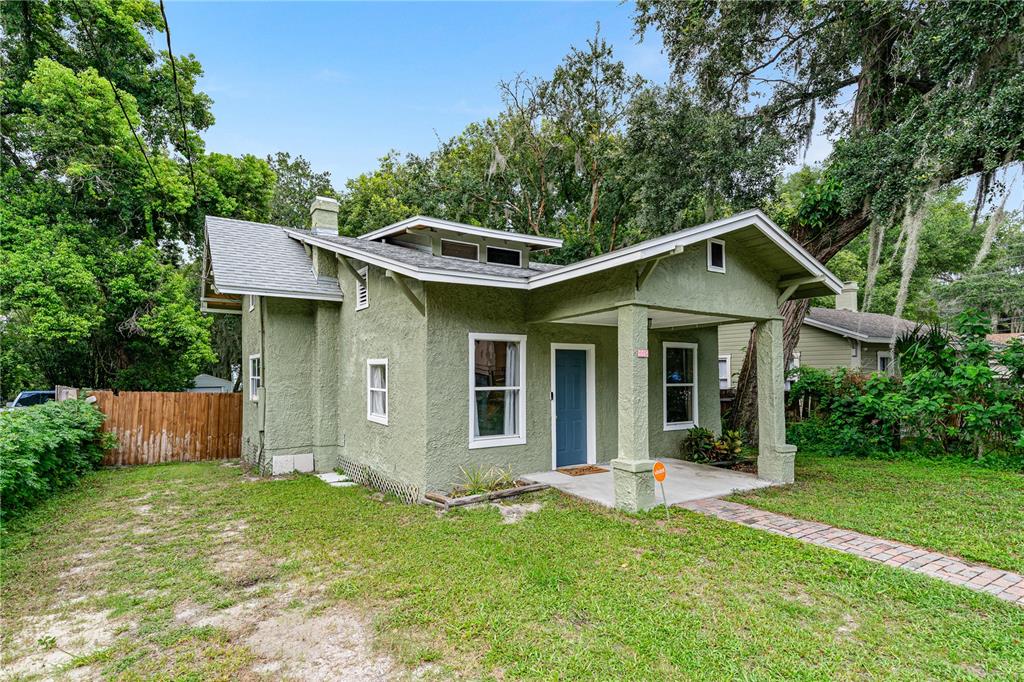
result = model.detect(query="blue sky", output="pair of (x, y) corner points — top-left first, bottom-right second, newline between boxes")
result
(164, 1), (685, 184)
(165, 1), (1018, 209)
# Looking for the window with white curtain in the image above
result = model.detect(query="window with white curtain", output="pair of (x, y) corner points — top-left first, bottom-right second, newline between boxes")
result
(367, 359), (388, 425)
(469, 333), (526, 448)
(664, 342), (698, 429)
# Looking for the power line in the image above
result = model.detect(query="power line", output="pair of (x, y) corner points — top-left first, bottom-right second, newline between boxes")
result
(68, 0), (162, 190)
(158, 0), (199, 201)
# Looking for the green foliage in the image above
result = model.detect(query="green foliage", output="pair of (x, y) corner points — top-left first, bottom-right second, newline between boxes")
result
(266, 152), (338, 229)
(678, 427), (747, 463)
(790, 311), (1024, 462)
(454, 465), (517, 497)
(0, 1), (292, 396)
(0, 399), (113, 519)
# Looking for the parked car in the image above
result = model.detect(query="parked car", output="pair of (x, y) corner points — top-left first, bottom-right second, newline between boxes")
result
(4, 390), (56, 410)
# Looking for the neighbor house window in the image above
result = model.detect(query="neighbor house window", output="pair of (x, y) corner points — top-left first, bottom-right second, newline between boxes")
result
(718, 355), (731, 389)
(707, 239), (726, 273)
(441, 238), (479, 261)
(248, 355), (261, 402)
(877, 351), (892, 373)
(664, 342), (698, 429)
(469, 333), (526, 448)
(486, 246), (521, 267)
(851, 340), (859, 358)
(786, 351), (801, 390)
(367, 359), (388, 425)
(356, 266), (369, 311)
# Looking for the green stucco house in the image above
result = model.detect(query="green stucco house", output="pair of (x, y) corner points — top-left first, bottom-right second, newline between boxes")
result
(202, 198), (841, 511)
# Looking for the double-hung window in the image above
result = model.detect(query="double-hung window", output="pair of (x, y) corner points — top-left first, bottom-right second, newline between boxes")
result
(469, 333), (526, 448)
(718, 355), (731, 389)
(248, 355), (261, 402)
(663, 342), (697, 429)
(877, 351), (892, 374)
(367, 359), (388, 424)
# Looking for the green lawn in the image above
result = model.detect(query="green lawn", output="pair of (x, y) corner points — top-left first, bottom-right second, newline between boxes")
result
(729, 454), (1024, 574)
(1, 462), (1022, 680)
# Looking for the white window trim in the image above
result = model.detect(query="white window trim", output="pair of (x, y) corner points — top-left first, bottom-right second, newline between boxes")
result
(468, 332), (527, 449)
(549, 343), (597, 470)
(877, 351), (893, 373)
(440, 238), (480, 262)
(786, 351), (801, 389)
(718, 354), (731, 389)
(663, 342), (698, 430)
(707, 238), (726, 273)
(486, 245), (522, 267)
(248, 354), (261, 402)
(366, 358), (388, 425)
(355, 266), (369, 311)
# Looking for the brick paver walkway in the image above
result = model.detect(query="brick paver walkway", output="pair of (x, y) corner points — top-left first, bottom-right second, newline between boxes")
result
(681, 498), (1024, 606)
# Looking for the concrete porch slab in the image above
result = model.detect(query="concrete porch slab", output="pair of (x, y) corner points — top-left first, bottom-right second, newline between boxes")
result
(521, 458), (775, 508)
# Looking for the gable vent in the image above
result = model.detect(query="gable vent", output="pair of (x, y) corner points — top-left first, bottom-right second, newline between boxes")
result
(356, 266), (369, 310)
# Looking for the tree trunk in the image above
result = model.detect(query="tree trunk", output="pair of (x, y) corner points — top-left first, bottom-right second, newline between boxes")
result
(728, 211), (870, 438)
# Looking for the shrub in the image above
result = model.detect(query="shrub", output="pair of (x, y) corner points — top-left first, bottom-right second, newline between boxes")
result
(678, 427), (716, 462)
(0, 399), (112, 519)
(454, 465), (516, 496)
(678, 428), (747, 463)
(787, 309), (1024, 463)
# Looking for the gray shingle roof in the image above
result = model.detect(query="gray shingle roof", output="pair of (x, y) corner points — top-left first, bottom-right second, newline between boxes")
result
(806, 306), (918, 342)
(288, 230), (563, 279)
(205, 216), (342, 300)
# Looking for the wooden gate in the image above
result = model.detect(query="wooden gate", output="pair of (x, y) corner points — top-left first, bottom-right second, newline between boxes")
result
(88, 390), (242, 465)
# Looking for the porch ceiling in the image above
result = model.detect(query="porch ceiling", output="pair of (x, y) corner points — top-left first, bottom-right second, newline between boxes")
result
(551, 309), (739, 329)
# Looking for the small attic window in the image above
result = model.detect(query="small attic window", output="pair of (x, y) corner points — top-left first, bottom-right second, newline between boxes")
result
(441, 238), (479, 261)
(486, 246), (521, 267)
(707, 239), (726, 273)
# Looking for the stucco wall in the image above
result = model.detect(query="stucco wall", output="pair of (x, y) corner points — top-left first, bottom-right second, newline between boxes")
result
(422, 281), (727, 492)
(333, 262), (428, 488)
(240, 296), (261, 467)
(262, 298), (316, 457)
(648, 327), (721, 458)
(239, 296), (317, 472)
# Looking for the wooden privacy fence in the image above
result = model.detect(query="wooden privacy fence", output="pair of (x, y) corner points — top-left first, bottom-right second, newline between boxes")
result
(88, 390), (242, 465)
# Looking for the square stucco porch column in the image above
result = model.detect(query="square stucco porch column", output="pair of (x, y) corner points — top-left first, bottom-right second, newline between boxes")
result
(611, 304), (657, 511)
(755, 318), (797, 483)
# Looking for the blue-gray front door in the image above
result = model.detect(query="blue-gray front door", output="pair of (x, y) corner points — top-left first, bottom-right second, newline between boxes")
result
(554, 349), (588, 467)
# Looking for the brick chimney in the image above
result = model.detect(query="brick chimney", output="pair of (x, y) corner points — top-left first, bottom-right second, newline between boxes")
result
(309, 196), (339, 235)
(836, 281), (859, 312)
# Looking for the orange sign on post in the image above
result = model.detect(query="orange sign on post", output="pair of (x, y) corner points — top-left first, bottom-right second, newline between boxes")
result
(652, 461), (669, 519)
(653, 461), (667, 482)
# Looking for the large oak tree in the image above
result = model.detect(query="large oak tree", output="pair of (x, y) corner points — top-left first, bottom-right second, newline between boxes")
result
(634, 0), (1024, 436)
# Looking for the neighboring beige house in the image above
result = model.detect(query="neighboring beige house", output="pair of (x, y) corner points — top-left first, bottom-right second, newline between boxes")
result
(717, 282), (918, 388)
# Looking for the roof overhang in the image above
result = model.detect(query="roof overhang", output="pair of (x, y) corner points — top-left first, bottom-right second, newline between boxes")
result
(803, 317), (893, 343)
(290, 210), (841, 299)
(358, 215), (563, 251)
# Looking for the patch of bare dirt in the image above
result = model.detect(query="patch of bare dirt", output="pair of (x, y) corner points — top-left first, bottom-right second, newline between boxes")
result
(2, 610), (119, 681)
(492, 502), (543, 524)
(245, 607), (395, 681)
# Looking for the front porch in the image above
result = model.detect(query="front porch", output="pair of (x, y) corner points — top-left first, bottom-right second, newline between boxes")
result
(522, 458), (774, 508)
(539, 303), (797, 512)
